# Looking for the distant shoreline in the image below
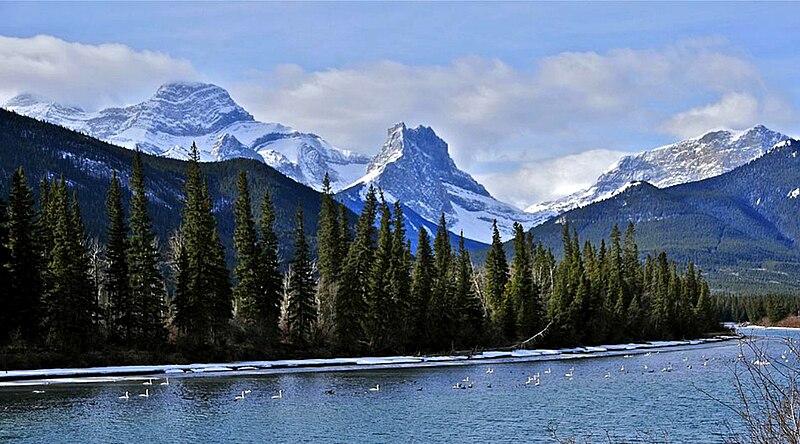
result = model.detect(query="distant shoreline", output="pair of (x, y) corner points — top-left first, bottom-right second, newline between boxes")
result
(0, 336), (740, 387)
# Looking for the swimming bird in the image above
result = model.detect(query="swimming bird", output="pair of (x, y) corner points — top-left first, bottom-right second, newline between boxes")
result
(703, 360), (708, 367)
(604, 372), (611, 378)
(462, 376), (470, 382)
(234, 391), (246, 401)
(271, 390), (283, 399)
(118, 392), (129, 399)
(139, 389), (150, 398)
(32, 390), (45, 394)
(544, 367), (552, 374)
(325, 389), (335, 395)
(369, 384), (380, 392)
(564, 368), (574, 378)
(486, 368), (494, 374)
(160, 378), (170, 386)
(143, 379), (153, 386)
(619, 365), (625, 372)
(452, 383), (462, 389)
(416, 387), (423, 391)
(244, 389), (252, 394)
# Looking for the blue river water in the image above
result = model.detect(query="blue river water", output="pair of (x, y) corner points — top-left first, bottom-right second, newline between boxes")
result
(0, 328), (796, 443)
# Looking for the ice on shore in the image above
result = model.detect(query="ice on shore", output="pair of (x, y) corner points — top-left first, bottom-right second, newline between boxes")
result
(0, 336), (738, 386)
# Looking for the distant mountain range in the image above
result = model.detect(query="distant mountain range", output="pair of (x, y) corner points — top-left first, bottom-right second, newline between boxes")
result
(526, 138), (800, 294)
(4, 82), (371, 192)
(4, 83), (536, 244)
(525, 125), (789, 223)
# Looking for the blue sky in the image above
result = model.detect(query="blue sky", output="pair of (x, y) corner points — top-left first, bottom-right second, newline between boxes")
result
(1, 1), (799, 207)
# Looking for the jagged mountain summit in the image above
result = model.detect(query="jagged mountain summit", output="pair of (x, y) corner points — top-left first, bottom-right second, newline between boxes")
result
(3, 82), (369, 191)
(339, 122), (538, 243)
(525, 125), (789, 223)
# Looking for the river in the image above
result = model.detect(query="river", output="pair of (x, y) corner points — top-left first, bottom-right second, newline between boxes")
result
(0, 328), (796, 443)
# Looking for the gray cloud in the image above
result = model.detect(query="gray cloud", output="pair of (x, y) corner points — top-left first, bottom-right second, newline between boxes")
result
(0, 34), (197, 109)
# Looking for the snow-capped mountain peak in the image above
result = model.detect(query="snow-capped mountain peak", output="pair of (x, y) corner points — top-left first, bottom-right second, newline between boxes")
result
(3, 82), (369, 191)
(525, 124), (789, 223)
(340, 123), (537, 243)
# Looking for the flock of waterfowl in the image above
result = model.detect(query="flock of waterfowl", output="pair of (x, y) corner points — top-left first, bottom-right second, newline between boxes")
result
(24, 344), (795, 401)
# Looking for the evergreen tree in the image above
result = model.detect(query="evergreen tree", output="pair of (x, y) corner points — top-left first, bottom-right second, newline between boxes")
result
(286, 206), (316, 346)
(366, 194), (394, 351)
(232, 171), (261, 321)
(484, 220), (509, 324)
(390, 202), (412, 350)
(505, 222), (538, 341)
(6, 168), (43, 342)
(105, 171), (132, 343)
(44, 180), (97, 350)
(316, 173), (342, 342)
(128, 150), (167, 348)
(173, 143), (232, 346)
(455, 232), (483, 345)
(0, 195), (12, 342)
(428, 213), (454, 350)
(256, 189), (283, 340)
(335, 186), (377, 351)
(409, 226), (433, 350)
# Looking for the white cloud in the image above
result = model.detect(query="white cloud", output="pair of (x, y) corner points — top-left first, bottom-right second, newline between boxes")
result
(474, 149), (629, 209)
(662, 92), (760, 138)
(231, 41), (781, 170)
(0, 35), (197, 110)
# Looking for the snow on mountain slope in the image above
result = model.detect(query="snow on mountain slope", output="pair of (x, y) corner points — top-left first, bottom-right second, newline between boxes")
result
(3, 82), (369, 191)
(525, 125), (789, 224)
(339, 123), (538, 243)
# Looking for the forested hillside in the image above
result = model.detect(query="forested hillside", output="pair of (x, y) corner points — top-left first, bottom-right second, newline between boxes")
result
(526, 141), (800, 294)
(0, 108), (346, 261)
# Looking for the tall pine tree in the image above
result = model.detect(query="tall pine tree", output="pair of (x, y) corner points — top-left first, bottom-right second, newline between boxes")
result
(6, 168), (43, 342)
(105, 171), (132, 343)
(128, 150), (167, 348)
(286, 206), (316, 346)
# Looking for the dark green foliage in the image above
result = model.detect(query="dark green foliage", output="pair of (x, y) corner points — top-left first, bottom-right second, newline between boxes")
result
(315, 173), (341, 343)
(484, 220), (509, 325)
(128, 150), (167, 348)
(366, 195), (395, 351)
(255, 189), (283, 340)
(335, 186), (377, 352)
(455, 232), (483, 346)
(43, 179), (98, 351)
(715, 293), (800, 325)
(427, 213), (455, 351)
(173, 144), (232, 346)
(6, 168), (43, 342)
(409, 226), (433, 350)
(0, 195), (12, 341)
(233, 171), (261, 322)
(286, 206), (316, 346)
(105, 171), (131, 343)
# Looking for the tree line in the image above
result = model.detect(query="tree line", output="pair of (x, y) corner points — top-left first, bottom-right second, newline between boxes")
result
(716, 294), (800, 324)
(0, 142), (718, 357)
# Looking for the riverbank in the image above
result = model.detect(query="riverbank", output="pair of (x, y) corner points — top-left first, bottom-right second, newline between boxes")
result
(0, 335), (740, 386)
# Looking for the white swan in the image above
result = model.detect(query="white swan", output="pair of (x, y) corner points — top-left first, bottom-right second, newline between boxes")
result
(486, 368), (494, 374)
(139, 389), (150, 398)
(160, 378), (169, 386)
(234, 391), (246, 401)
(271, 390), (283, 399)
(118, 391), (129, 399)
(369, 384), (380, 392)
(604, 372), (611, 378)
(462, 376), (470, 382)
(143, 379), (153, 386)
(32, 390), (45, 394)
(544, 368), (552, 374)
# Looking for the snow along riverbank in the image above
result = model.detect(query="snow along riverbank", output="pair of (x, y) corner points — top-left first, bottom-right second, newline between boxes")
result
(0, 336), (740, 386)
